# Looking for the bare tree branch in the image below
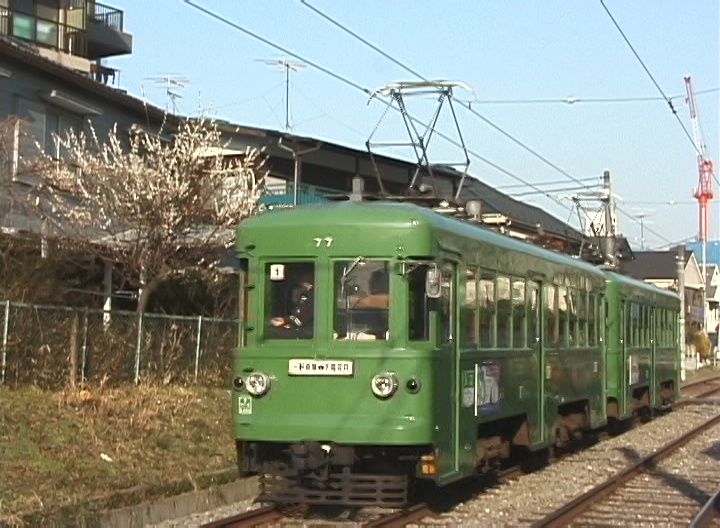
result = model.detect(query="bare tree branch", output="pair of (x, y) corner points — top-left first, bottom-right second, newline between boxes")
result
(20, 116), (266, 312)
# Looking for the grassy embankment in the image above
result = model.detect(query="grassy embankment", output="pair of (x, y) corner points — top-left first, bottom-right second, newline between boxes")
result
(0, 385), (235, 526)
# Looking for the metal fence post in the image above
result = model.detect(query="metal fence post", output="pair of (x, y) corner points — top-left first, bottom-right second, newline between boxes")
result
(134, 312), (143, 384)
(81, 309), (89, 384)
(1, 301), (9, 384)
(194, 315), (203, 382)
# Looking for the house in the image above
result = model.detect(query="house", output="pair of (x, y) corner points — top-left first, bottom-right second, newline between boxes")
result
(703, 264), (720, 342)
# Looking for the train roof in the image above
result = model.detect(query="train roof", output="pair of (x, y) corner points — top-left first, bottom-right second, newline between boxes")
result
(239, 201), (604, 276)
(604, 270), (680, 303)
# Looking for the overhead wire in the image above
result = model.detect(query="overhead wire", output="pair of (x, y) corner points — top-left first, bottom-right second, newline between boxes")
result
(600, 0), (719, 237)
(182, 0), (577, 212)
(471, 87), (718, 106)
(599, 0), (701, 157)
(497, 176), (599, 190)
(297, 0), (676, 245)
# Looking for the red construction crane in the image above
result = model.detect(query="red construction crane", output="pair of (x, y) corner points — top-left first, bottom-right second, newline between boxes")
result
(685, 75), (714, 242)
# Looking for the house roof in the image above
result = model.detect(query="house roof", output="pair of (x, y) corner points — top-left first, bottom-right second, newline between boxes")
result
(0, 37), (167, 122)
(620, 249), (692, 280)
(1, 36), (587, 248)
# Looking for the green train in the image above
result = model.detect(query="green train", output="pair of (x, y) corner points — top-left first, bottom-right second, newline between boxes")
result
(232, 200), (680, 507)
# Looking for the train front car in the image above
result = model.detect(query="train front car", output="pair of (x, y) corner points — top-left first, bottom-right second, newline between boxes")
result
(604, 272), (681, 420)
(232, 202), (443, 507)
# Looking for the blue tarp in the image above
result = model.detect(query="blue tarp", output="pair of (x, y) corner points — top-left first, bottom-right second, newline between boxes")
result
(686, 241), (720, 265)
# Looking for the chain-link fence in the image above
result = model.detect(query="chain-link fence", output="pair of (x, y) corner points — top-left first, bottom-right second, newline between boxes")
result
(0, 301), (238, 389)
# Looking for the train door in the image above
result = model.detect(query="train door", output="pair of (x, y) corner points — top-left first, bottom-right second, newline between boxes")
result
(620, 299), (630, 416)
(528, 279), (551, 446)
(436, 261), (460, 479)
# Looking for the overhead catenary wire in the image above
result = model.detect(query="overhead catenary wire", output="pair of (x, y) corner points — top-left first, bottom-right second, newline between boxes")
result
(497, 176), (599, 190)
(297, 0), (675, 245)
(468, 87), (719, 106)
(298, 0), (596, 196)
(599, 0), (702, 158)
(182, 0), (578, 213)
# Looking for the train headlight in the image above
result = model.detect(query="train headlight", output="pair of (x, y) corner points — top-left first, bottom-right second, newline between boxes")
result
(371, 373), (398, 399)
(246, 372), (271, 396)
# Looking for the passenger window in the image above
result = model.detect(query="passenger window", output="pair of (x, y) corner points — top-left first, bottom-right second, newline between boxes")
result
(439, 264), (454, 343)
(461, 267), (478, 346)
(545, 284), (559, 346)
(576, 288), (587, 347)
(588, 294), (597, 346)
(497, 275), (511, 347)
(479, 272), (495, 348)
(513, 279), (527, 348)
(527, 281), (540, 346)
(408, 264), (430, 341)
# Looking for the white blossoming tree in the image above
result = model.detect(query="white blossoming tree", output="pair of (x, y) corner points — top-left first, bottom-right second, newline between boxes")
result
(25, 117), (266, 313)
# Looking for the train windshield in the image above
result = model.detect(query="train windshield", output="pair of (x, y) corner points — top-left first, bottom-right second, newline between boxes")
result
(334, 259), (389, 341)
(264, 262), (315, 339)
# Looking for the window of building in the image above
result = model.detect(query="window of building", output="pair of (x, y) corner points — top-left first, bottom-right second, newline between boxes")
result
(36, 18), (57, 46)
(16, 97), (82, 159)
(12, 12), (33, 39)
(10, 0), (33, 14)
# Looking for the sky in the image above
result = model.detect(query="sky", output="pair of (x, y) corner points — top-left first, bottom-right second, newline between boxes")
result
(108, 1), (719, 251)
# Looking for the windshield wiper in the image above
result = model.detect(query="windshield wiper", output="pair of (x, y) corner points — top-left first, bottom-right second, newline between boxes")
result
(340, 256), (365, 297)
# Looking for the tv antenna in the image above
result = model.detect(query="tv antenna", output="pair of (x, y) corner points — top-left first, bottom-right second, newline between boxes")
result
(256, 58), (306, 131)
(145, 75), (190, 114)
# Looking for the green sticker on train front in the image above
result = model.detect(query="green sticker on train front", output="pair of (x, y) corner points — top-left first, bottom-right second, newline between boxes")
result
(238, 395), (252, 415)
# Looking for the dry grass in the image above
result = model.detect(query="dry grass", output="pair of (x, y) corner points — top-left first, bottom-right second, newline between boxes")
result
(0, 384), (235, 525)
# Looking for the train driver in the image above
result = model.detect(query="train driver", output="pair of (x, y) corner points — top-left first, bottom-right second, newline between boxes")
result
(269, 273), (314, 337)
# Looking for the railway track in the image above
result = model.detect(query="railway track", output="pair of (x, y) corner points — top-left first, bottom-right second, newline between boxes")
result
(530, 411), (720, 527)
(198, 504), (307, 528)
(682, 373), (720, 399)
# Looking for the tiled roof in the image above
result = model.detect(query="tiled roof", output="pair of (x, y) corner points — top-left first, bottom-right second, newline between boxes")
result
(620, 249), (691, 280)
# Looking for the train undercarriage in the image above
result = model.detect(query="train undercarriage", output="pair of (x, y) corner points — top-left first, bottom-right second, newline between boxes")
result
(238, 387), (677, 509)
(238, 441), (430, 507)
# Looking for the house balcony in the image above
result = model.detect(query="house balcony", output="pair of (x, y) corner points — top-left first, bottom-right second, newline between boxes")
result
(85, 2), (132, 59)
(0, 2), (131, 63)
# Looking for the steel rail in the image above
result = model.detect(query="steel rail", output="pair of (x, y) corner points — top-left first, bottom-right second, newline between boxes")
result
(682, 374), (720, 395)
(363, 503), (436, 527)
(199, 504), (292, 528)
(689, 485), (720, 528)
(531, 412), (720, 527)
